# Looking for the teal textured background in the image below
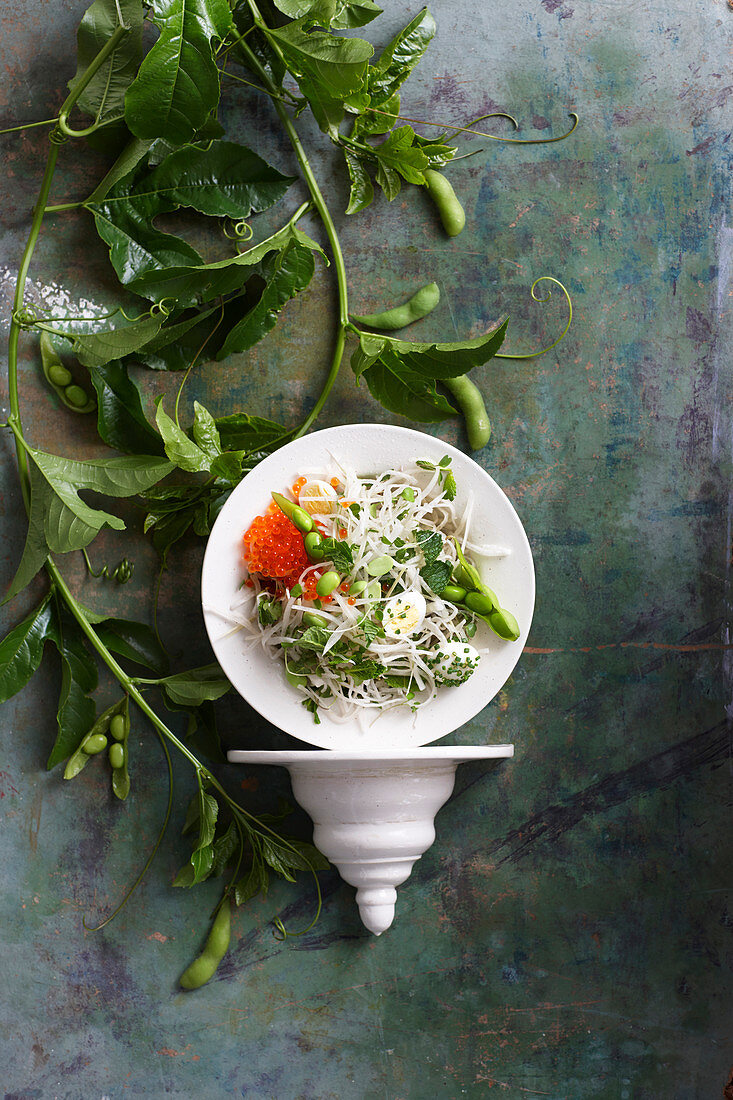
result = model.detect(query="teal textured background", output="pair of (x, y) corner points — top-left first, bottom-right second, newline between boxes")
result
(1, 1), (732, 1097)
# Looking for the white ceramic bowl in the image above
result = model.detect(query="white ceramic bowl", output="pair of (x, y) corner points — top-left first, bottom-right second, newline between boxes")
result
(201, 424), (534, 749)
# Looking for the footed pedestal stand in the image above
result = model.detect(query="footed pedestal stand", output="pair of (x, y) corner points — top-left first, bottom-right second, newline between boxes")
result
(227, 745), (514, 934)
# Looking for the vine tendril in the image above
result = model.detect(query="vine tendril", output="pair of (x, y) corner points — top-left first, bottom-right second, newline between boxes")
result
(0, 117), (59, 138)
(223, 219), (253, 242)
(494, 277), (573, 360)
(82, 548), (134, 584)
(365, 107), (579, 146)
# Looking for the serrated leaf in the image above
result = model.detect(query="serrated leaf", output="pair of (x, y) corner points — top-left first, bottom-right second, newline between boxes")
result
(234, 859), (269, 905)
(367, 7), (435, 109)
(0, 595), (53, 704)
(211, 822), (239, 876)
(125, 0), (233, 144)
(415, 529), (442, 565)
(68, 0), (144, 128)
(420, 559), (452, 594)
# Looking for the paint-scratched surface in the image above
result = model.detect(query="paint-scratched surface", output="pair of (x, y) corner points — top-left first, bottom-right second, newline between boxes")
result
(1, 1), (732, 1096)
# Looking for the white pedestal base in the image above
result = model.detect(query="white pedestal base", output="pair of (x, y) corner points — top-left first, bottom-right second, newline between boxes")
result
(227, 746), (514, 934)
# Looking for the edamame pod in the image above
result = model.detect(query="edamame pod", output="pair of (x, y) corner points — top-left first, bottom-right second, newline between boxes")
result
(179, 898), (231, 990)
(39, 331), (95, 414)
(316, 571), (340, 597)
(304, 531), (325, 561)
(488, 608), (520, 641)
(423, 170), (466, 237)
(443, 375), (491, 451)
(271, 491), (314, 534)
(351, 282), (440, 331)
(465, 591), (496, 616)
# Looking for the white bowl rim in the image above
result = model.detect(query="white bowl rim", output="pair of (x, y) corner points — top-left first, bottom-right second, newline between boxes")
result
(201, 423), (535, 750)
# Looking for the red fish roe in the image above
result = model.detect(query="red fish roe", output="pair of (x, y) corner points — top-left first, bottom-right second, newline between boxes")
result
(243, 511), (310, 585)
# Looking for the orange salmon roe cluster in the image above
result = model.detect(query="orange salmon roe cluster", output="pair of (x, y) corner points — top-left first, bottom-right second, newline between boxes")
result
(243, 510), (310, 586)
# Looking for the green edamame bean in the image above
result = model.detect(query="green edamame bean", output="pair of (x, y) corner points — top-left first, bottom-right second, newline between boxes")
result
(488, 608), (520, 642)
(110, 714), (127, 741)
(443, 375), (491, 451)
(304, 531), (325, 561)
(441, 583), (467, 604)
(367, 554), (394, 577)
(179, 898), (231, 990)
(109, 743), (125, 770)
(316, 571), (340, 597)
(64, 384), (91, 408)
(83, 733), (108, 755)
(271, 491), (314, 534)
(349, 580), (368, 596)
(351, 282), (440, 331)
(423, 169), (466, 237)
(465, 591), (496, 616)
(47, 363), (72, 387)
(302, 610), (328, 628)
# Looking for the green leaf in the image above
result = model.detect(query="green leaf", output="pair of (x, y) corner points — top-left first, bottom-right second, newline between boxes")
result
(86, 136), (155, 205)
(96, 618), (169, 674)
(4, 463), (52, 601)
(353, 321), (509, 423)
(137, 222), (324, 307)
(70, 313), (164, 369)
(159, 664), (232, 706)
(357, 92), (399, 136)
(68, 0), (144, 129)
(234, 859), (269, 905)
(216, 241), (316, 359)
(89, 361), (165, 455)
(372, 125), (429, 186)
(215, 412), (286, 452)
(46, 606), (99, 770)
(367, 7), (435, 109)
(415, 529), (442, 564)
(211, 821), (239, 876)
(0, 595), (53, 704)
(296, 625), (331, 652)
(374, 161), (401, 202)
(319, 537), (354, 573)
(155, 402), (211, 473)
(267, 19), (373, 134)
(89, 141), (294, 301)
(125, 0), (233, 144)
(343, 147), (374, 215)
(420, 559), (452, 594)
(331, 0), (382, 29)
(192, 402), (222, 461)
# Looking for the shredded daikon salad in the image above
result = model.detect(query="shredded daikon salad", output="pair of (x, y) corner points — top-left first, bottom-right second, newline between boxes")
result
(228, 457), (513, 724)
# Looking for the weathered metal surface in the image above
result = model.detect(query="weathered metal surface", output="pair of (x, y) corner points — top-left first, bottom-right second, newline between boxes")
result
(1, 0), (732, 1096)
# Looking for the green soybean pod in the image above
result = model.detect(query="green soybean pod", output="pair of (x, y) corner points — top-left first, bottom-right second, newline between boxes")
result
(304, 531), (325, 562)
(488, 607), (520, 641)
(465, 591), (496, 616)
(83, 733), (108, 755)
(109, 743), (125, 770)
(351, 282), (440, 331)
(179, 898), (231, 990)
(316, 571), (340, 597)
(39, 331), (95, 413)
(302, 610), (328, 628)
(443, 375), (491, 451)
(271, 491), (313, 534)
(423, 169), (466, 237)
(441, 583), (467, 604)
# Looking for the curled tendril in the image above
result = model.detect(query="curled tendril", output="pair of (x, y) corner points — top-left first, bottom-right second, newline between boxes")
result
(48, 126), (70, 146)
(494, 276), (573, 360)
(271, 861), (324, 942)
(364, 107), (579, 147)
(149, 298), (175, 318)
(82, 548), (134, 584)
(12, 306), (39, 328)
(223, 219), (253, 242)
